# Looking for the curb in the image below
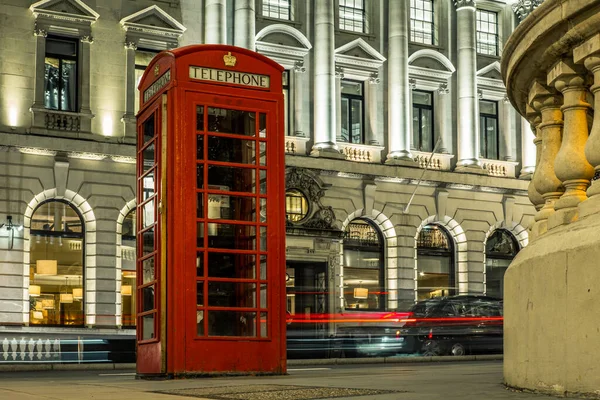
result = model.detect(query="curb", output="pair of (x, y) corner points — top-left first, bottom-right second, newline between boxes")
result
(0, 355), (502, 372)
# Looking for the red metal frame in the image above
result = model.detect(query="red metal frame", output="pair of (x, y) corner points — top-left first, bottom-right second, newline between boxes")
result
(136, 45), (285, 377)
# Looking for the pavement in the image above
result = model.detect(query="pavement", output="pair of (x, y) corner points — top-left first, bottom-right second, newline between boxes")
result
(0, 360), (559, 400)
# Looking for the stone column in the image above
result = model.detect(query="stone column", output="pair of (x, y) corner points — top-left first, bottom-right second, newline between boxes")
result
(311, 0), (343, 158)
(234, 0), (255, 50)
(501, 96), (517, 161)
(526, 105), (545, 213)
(529, 81), (564, 236)
(455, 0), (482, 171)
(79, 36), (93, 114)
(293, 61), (306, 137)
(385, 0), (413, 164)
(519, 116), (537, 179)
(576, 35), (600, 218)
(436, 83), (451, 153)
(335, 66), (344, 142)
(205, 0), (227, 44)
(122, 42), (137, 138)
(367, 72), (380, 145)
(32, 28), (47, 109)
(547, 60), (594, 228)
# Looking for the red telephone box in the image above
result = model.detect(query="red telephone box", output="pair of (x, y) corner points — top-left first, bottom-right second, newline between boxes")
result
(136, 45), (285, 377)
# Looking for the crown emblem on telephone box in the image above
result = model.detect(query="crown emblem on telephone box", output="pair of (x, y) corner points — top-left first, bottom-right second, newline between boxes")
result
(223, 52), (237, 67)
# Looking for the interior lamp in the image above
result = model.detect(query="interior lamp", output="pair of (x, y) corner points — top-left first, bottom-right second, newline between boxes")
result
(36, 260), (57, 275)
(121, 285), (133, 296)
(29, 285), (41, 297)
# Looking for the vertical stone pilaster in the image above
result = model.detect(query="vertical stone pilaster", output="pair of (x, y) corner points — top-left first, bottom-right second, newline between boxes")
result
(525, 104), (545, 214)
(437, 83), (451, 153)
(33, 28), (47, 109)
(234, 0), (255, 50)
(293, 61), (306, 137)
(367, 73), (380, 145)
(205, 0), (227, 44)
(123, 42), (137, 138)
(335, 66), (344, 142)
(454, 0), (482, 171)
(501, 96), (516, 161)
(547, 60), (594, 228)
(385, 0), (413, 164)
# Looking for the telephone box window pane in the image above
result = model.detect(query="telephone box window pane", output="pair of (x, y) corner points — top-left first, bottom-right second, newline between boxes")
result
(208, 107), (255, 136)
(260, 284), (267, 309)
(142, 228), (154, 256)
(196, 222), (205, 247)
(143, 143), (155, 172)
(260, 170), (267, 194)
(208, 311), (257, 337)
(207, 194), (256, 222)
(143, 172), (155, 201)
(142, 314), (154, 340)
(208, 166), (256, 193)
(260, 312), (268, 337)
(196, 252), (204, 276)
(142, 257), (155, 284)
(208, 253), (256, 278)
(197, 311), (204, 336)
(260, 227), (267, 251)
(142, 285), (155, 312)
(196, 105), (204, 131)
(208, 282), (256, 308)
(196, 281), (204, 306)
(142, 199), (154, 228)
(197, 164), (204, 188)
(208, 224), (256, 250)
(260, 198), (267, 223)
(259, 142), (267, 166)
(260, 255), (267, 280)
(143, 114), (155, 143)
(197, 136), (204, 160)
(259, 113), (267, 137)
(208, 136), (256, 164)
(197, 193), (204, 218)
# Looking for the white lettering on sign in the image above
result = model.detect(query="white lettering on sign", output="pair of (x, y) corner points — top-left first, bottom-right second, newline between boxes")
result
(143, 70), (171, 103)
(189, 66), (270, 89)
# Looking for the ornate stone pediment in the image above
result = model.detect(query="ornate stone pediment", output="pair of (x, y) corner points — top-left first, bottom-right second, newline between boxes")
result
(255, 24), (311, 69)
(285, 168), (339, 232)
(120, 5), (185, 49)
(30, 0), (99, 23)
(334, 38), (386, 79)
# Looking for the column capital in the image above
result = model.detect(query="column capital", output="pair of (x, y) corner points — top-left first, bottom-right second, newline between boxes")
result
(369, 71), (380, 84)
(293, 60), (306, 73)
(512, 0), (543, 21)
(438, 82), (450, 95)
(80, 35), (94, 44)
(33, 28), (47, 37)
(125, 41), (137, 50)
(547, 59), (590, 92)
(409, 78), (417, 90)
(335, 65), (344, 79)
(454, 0), (476, 10)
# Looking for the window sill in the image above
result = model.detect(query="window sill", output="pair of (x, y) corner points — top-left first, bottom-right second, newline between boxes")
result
(409, 41), (444, 52)
(30, 105), (94, 135)
(257, 15), (302, 28)
(335, 29), (376, 41)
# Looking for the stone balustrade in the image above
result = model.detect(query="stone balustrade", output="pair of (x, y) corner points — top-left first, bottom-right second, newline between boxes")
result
(412, 150), (454, 171)
(481, 159), (519, 178)
(338, 143), (385, 163)
(284, 135), (310, 155)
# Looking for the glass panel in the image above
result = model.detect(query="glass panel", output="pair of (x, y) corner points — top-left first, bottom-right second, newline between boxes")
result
(208, 107), (255, 136)
(143, 143), (155, 172)
(143, 114), (155, 144)
(196, 281), (204, 306)
(412, 107), (420, 150)
(208, 136), (256, 164)
(413, 90), (432, 106)
(350, 98), (363, 144)
(197, 135), (204, 160)
(421, 108), (433, 152)
(417, 225), (450, 249)
(142, 285), (155, 312)
(44, 57), (60, 110)
(208, 224), (256, 250)
(30, 201), (83, 233)
(486, 259), (510, 299)
(208, 282), (256, 307)
(260, 283), (267, 309)
(259, 198), (267, 223)
(207, 194), (256, 222)
(142, 228), (154, 256)
(480, 100), (497, 114)
(121, 270), (136, 326)
(417, 254), (455, 300)
(122, 210), (136, 239)
(260, 170), (267, 194)
(259, 113), (267, 138)
(143, 171), (154, 201)
(142, 257), (155, 284)
(142, 199), (154, 228)
(340, 97), (349, 142)
(259, 142), (267, 166)
(196, 222), (205, 247)
(208, 253), (256, 278)
(260, 256), (267, 280)
(197, 310), (205, 335)
(260, 312), (267, 337)
(208, 165), (256, 193)
(61, 59), (77, 112)
(142, 314), (154, 340)
(197, 105), (204, 131)
(197, 193), (204, 218)
(196, 252), (204, 277)
(260, 227), (267, 251)
(342, 80), (363, 96)
(208, 311), (257, 337)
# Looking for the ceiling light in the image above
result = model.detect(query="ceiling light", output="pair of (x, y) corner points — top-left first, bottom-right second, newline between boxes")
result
(29, 285), (41, 297)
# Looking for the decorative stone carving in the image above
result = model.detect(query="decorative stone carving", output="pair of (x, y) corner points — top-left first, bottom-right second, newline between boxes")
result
(33, 27), (47, 37)
(285, 168), (338, 231)
(125, 41), (137, 50)
(369, 72), (380, 84)
(437, 83), (449, 95)
(335, 66), (344, 79)
(293, 60), (305, 73)
(512, 0), (544, 21)
(409, 78), (417, 90)
(454, 0), (476, 9)
(80, 35), (94, 43)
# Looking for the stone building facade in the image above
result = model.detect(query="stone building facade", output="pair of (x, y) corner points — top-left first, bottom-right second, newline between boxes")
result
(0, 0), (534, 360)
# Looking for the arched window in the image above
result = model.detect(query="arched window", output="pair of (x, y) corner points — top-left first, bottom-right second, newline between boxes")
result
(343, 219), (384, 310)
(121, 210), (136, 327)
(285, 189), (309, 222)
(485, 229), (519, 299)
(416, 224), (455, 300)
(29, 200), (84, 326)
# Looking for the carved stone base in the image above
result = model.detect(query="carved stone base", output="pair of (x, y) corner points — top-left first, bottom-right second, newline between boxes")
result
(577, 195), (600, 219)
(547, 207), (578, 229)
(454, 165), (489, 175)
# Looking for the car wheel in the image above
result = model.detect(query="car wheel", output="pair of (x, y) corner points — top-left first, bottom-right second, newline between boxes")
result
(421, 340), (442, 356)
(450, 342), (466, 356)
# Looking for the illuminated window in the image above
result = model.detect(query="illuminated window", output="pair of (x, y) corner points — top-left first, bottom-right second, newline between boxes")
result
(29, 200), (84, 326)
(410, 0), (434, 45)
(485, 230), (519, 299)
(412, 90), (434, 152)
(44, 37), (78, 112)
(121, 210), (136, 327)
(416, 224), (455, 300)
(476, 9), (499, 56)
(340, 80), (364, 144)
(479, 99), (499, 159)
(285, 189), (308, 222)
(339, 0), (366, 33)
(343, 219), (384, 310)
(262, 0), (291, 20)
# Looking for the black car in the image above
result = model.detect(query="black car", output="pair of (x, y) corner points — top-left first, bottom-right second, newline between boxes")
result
(400, 295), (503, 356)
